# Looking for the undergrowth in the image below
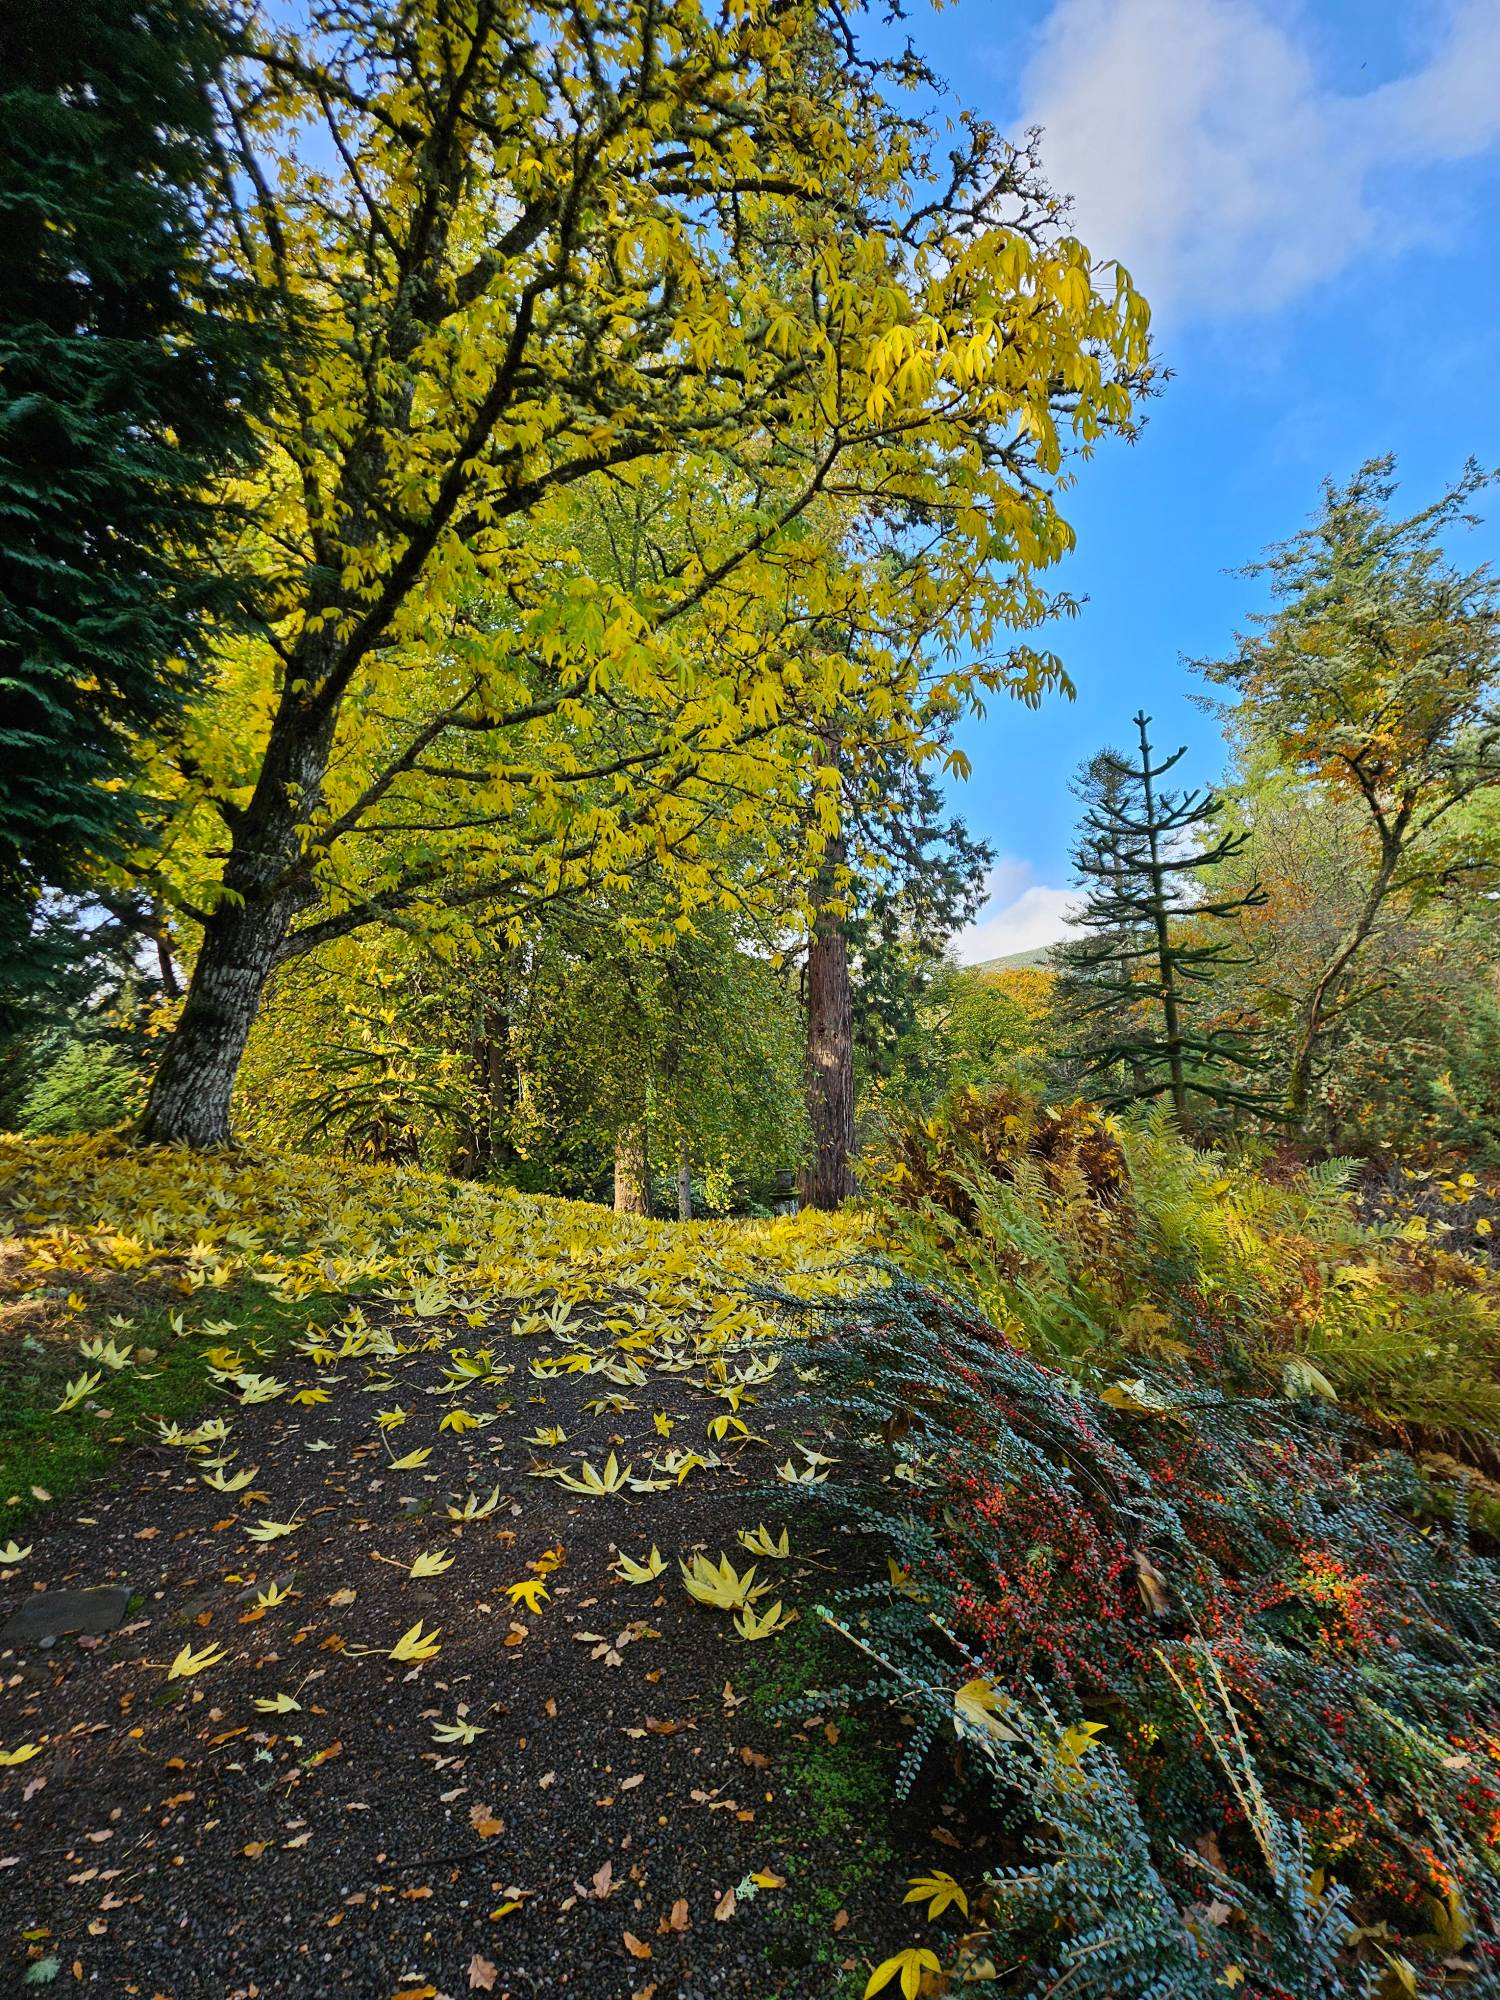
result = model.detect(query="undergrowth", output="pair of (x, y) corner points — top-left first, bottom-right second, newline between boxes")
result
(776, 1268), (1500, 1997)
(868, 1084), (1500, 1457)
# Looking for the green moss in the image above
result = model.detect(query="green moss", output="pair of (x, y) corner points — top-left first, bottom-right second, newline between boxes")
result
(0, 1280), (334, 1521)
(743, 1610), (901, 1993)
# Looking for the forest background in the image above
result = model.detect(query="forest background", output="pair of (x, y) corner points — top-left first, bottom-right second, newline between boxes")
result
(2, 0), (1499, 1207)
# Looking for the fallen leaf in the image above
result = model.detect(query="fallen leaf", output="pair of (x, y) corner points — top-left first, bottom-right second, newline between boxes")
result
(468, 1954), (498, 1992)
(714, 1887), (736, 1922)
(623, 1931), (653, 1960)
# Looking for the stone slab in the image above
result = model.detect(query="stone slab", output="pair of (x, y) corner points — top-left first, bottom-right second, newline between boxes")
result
(2, 1586), (131, 1643)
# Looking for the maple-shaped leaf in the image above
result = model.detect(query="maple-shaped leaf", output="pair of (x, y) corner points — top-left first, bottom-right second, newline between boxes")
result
(447, 1485), (502, 1521)
(408, 1549), (456, 1579)
(246, 1517), (299, 1542)
(775, 1458), (827, 1486)
(952, 1676), (1020, 1744)
(864, 1947), (941, 1999)
(680, 1553), (767, 1613)
(0, 1741), (44, 1766)
(439, 1409), (481, 1433)
(733, 1598), (792, 1642)
(0, 1541), (33, 1565)
(232, 1373), (288, 1405)
(254, 1692), (302, 1714)
(433, 1715), (486, 1746)
(202, 1464), (258, 1493)
(55, 1368), (102, 1412)
(737, 1523), (790, 1560)
(254, 1579), (292, 1609)
(611, 1546), (665, 1586)
(526, 1425), (567, 1447)
(389, 1620), (442, 1662)
(388, 1444), (434, 1470)
(505, 1577), (549, 1614)
(554, 1451), (632, 1496)
(903, 1869), (968, 1921)
(167, 1641), (228, 1680)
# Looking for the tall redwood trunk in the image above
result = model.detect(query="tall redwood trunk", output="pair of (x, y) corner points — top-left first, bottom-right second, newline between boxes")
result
(800, 870), (857, 1210)
(613, 1123), (651, 1216)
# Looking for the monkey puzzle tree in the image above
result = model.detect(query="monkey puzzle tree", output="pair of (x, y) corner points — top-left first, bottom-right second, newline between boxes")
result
(124, 0), (1153, 1146)
(1052, 714), (1265, 1122)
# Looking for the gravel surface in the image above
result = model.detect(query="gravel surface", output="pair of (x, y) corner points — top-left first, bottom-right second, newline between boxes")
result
(1, 1297), (961, 1998)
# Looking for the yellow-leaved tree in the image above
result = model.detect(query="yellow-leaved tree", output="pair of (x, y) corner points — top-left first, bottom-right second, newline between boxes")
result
(136, 0), (1153, 1145)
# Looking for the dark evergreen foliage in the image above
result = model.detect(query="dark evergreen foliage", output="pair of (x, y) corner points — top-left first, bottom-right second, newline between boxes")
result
(1051, 713), (1267, 1120)
(0, 0), (271, 1008)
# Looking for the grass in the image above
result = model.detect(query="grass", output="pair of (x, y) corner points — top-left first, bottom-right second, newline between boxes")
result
(0, 1275), (335, 1524)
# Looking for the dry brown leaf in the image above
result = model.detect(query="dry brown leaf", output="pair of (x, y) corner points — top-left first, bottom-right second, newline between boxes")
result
(623, 1931), (653, 1961)
(669, 1898), (689, 1932)
(469, 1803), (504, 1839)
(468, 1952), (498, 1991)
(714, 1887), (736, 1922)
(592, 1860), (615, 1900)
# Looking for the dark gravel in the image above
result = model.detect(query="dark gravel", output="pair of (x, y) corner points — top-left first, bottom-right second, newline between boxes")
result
(0, 1298), (955, 1998)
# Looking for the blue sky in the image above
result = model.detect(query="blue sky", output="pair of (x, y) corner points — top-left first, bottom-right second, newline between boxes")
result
(877, 0), (1500, 959)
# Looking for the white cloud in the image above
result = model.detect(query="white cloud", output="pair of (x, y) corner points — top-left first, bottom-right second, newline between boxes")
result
(952, 862), (1081, 964)
(1019, 0), (1500, 319)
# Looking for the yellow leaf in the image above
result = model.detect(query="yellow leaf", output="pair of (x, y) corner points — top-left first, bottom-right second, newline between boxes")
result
(409, 1549), (456, 1579)
(167, 1641), (228, 1680)
(903, 1869), (968, 1920)
(389, 1620), (442, 1663)
(611, 1546), (666, 1585)
(864, 1947), (941, 2000)
(953, 1677), (1019, 1743)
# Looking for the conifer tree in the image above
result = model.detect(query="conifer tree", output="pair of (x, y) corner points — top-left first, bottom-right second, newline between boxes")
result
(0, 0), (271, 1002)
(1051, 713), (1265, 1121)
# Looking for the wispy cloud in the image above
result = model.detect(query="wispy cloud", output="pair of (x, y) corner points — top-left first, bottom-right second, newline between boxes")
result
(1019, 0), (1500, 320)
(952, 860), (1081, 964)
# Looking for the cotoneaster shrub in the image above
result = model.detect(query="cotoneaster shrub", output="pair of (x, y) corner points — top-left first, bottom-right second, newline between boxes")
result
(776, 1273), (1500, 1998)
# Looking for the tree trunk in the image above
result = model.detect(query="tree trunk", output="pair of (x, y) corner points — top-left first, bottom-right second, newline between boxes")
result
(613, 1123), (651, 1216)
(1138, 715), (1188, 1127)
(800, 882), (857, 1210)
(137, 891), (298, 1145)
(676, 1142), (693, 1222)
(139, 642), (343, 1145)
(1286, 844), (1400, 1126)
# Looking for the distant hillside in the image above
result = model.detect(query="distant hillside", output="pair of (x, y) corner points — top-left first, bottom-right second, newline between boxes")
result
(971, 944), (1058, 973)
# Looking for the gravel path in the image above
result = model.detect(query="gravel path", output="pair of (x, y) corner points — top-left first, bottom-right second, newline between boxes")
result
(1, 1294), (947, 1999)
